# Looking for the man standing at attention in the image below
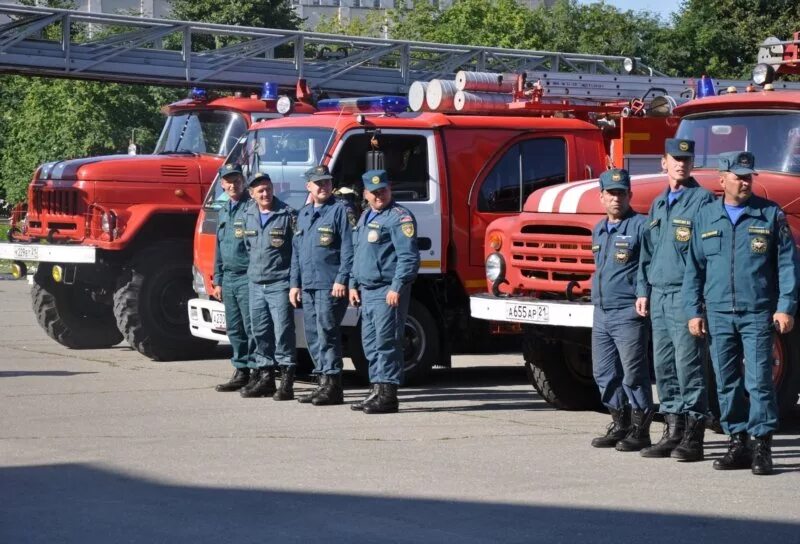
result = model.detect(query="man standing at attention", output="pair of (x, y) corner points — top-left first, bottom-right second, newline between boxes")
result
(590, 169), (653, 451)
(290, 165), (355, 406)
(349, 170), (420, 414)
(212, 164), (256, 393)
(636, 139), (714, 462)
(241, 173), (298, 400)
(684, 151), (797, 475)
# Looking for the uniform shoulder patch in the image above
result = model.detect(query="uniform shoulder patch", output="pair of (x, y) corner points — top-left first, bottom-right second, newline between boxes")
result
(401, 222), (415, 238)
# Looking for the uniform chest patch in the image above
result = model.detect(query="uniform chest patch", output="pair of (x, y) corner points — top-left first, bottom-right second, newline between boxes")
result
(318, 227), (334, 246)
(674, 226), (691, 242)
(234, 227), (244, 239)
(367, 229), (380, 243)
(270, 228), (285, 248)
(751, 236), (768, 254)
(615, 248), (631, 264)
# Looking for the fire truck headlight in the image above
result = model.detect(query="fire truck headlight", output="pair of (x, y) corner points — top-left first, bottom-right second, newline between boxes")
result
(752, 63), (775, 86)
(485, 252), (505, 282)
(192, 265), (207, 296)
(101, 211), (117, 234)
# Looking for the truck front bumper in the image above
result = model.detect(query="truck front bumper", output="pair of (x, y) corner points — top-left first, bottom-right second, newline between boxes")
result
(187, 297), (362, 347)
(470, 293), (593, 328)
(0, 242), (96, 264)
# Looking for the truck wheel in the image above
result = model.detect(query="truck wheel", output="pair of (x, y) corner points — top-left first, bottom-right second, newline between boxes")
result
(31, 265), (123, 349)
(349, 299), (439, 385)
(113, 240), (215, 361)
(523, 331), (602, 411)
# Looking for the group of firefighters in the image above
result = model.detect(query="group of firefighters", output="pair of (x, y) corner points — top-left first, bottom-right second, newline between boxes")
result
(210, 137), (795, 474)
(591, 138), (796, 476)
(211, 163), (419, 415)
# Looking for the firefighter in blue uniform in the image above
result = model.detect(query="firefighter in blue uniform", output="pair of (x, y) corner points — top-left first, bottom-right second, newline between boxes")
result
(212, 164), (257, 392)
(636, 138), (714, 462)
(241, 172), (298, 400)
(349, 169), (420, 414)
(590, 169), (654, 451)
(290, 165), (356, 406)
(684, 151), (798, 475)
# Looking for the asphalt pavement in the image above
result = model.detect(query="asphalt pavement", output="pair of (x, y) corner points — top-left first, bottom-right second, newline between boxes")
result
(1, 278), (799, 543)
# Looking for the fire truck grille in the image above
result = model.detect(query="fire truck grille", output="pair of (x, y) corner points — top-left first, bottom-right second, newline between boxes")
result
(511, 225), (594, 283)
(161, 165), (189, 177)
(31, 187), (79, 217)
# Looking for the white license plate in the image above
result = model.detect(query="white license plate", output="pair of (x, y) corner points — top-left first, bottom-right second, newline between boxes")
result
(13, 246), (39, 260)
(505, 302), (549, 323)
(211, 310), (226, 330)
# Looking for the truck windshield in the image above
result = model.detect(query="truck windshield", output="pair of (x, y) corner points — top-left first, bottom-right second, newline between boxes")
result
(677, 112), (800, 175)
(204, 127), (335, 210)
(155, 110), (247, 156)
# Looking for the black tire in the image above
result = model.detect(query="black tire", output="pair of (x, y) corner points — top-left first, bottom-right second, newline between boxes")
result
(31, 264), (123, 349)
(113, 240), (215, 361)
(523, 330), (602, 411)
(350, 298), (439, 385)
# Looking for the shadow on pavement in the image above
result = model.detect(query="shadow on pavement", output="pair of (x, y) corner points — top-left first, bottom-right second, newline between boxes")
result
(0, 370), (98, 378)
(1, 463), (798, 544)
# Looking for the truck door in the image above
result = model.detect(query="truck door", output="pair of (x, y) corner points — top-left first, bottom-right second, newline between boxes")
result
(468, 136), (569, 267)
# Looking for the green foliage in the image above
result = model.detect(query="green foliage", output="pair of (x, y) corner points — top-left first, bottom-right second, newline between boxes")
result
(0, 77), (180, 204)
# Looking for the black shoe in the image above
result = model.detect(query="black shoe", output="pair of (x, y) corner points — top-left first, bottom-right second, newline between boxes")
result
(215, 368), (250, 392)
(751, 434), (774, 476)
(351, 384), (379, 411)
(240, 368), (276, 398)
(591, 406), (630, 448)
(671, 414), (705, 462)
(298, 375), (324, 404)
(616, 409), (653, 452)
(363, 384), (399, 414)
(273, 366), (295, 401)
(713, 432), (751, 470)
(641, 413), (684, 458)
(312, 373), (344, 406)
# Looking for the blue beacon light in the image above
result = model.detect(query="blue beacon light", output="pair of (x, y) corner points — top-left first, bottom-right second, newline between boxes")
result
(190, 87), (208, 101)
(317, 96), (409, 114)
(261, 82), (278, 101)
(696, 75), (716, 98)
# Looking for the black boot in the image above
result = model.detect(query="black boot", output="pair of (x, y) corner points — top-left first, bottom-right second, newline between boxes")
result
(215, 368), (250, 392)
(671, 414), (705, 462)
(272, 366), (295, 401)
(312, 373), (344, 406)
(240, 367), (276, 398)
(641, 413), (684, 458)
(713, 432), (751, 470)
(751, 434), (774, 476)
(298, 375), (324, 404)
(591, 407), (630, 448)
(351, 384), (379, 411)
(616, 409), (653, 452)
(363, 384), (399, 414)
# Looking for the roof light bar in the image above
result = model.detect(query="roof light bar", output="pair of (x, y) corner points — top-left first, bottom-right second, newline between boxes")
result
(317, 96), (409, 114)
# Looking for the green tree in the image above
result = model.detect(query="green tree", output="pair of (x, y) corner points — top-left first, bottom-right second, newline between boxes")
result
(664, 0), (800, 79)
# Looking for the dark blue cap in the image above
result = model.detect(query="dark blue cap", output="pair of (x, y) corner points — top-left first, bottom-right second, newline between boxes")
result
(718, 151), (757, 175)
(218, 163), (243, 178)
(248, 172), (272, 187)
(305, 164), (333, 183)
(362, 169), (389, 191)
(665, 138), (695, 158)
(599, 168), (631, 191)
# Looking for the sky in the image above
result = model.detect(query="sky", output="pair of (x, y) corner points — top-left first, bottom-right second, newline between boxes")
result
(579, 0), (683, 20)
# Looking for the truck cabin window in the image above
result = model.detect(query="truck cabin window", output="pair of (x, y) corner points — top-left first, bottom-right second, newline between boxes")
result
(479, 138), (567, 212)
(156, 110), (247, 157)
(677, 112), (800, 175)
(332, 134), (429, 202)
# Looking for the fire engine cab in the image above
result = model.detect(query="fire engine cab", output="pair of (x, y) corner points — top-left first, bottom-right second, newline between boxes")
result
(470, 32), (800, 414)
(188, 71), (692, 383)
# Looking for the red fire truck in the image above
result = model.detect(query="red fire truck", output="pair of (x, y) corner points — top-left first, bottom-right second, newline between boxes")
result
(0, 83), (315, 360)
(188, 74), (687, 383)
(470, 33), (800, 414)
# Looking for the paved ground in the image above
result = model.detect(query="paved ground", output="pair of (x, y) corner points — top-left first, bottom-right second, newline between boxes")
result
(1, 278), (799, 543)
